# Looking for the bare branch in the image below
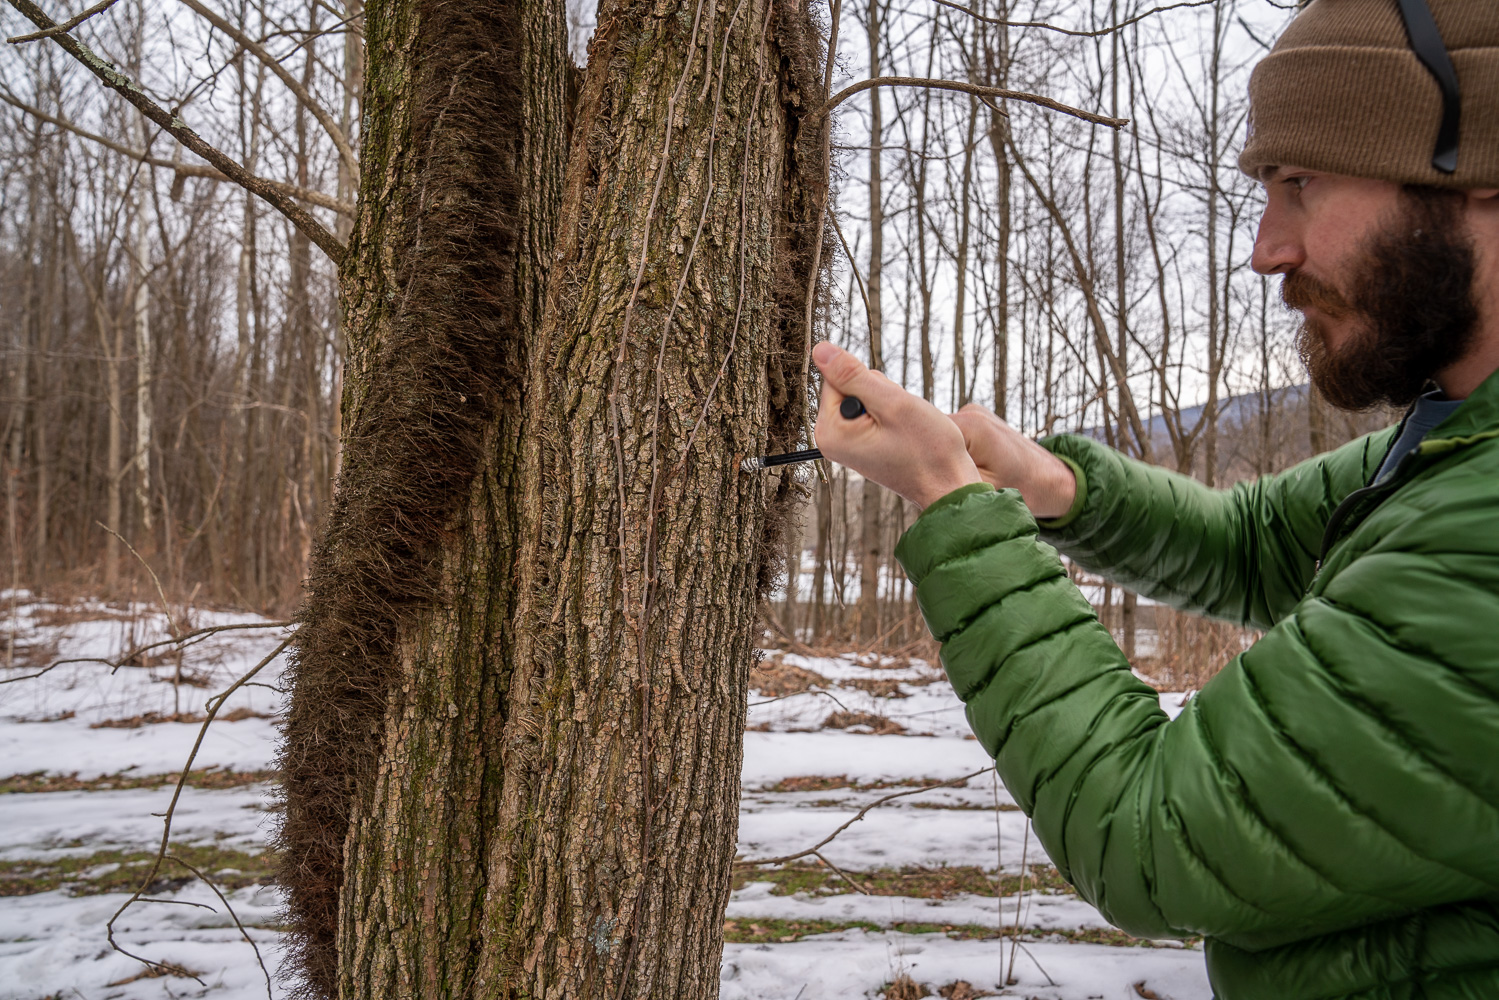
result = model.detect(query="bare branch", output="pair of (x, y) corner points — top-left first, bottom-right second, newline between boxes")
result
(811, 76), (1128, 130)
(740, 767), (993, 866)
(931, 0), (1216, 39)
(105, 635), (292, 984)
(4, 0), (348, 265)
(1, 619), (293, 685)
(167, 855), (274, 1000)
(176, 0), (359, 189)
(0, 90), (353, 213)
(748, 686), (852, 713)
(825, 207), (874, 338)
(95, 521), (178, 638)
(5, 0), (117, 42)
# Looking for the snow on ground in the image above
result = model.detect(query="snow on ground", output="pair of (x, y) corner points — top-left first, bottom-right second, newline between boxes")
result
(0, 597), (1210, 999)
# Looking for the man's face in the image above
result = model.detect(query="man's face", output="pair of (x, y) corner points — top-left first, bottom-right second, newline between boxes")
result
(1252, 168), (1478, 410)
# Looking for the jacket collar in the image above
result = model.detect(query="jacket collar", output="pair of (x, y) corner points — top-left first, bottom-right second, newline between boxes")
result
(1425, 364), (1499, 443)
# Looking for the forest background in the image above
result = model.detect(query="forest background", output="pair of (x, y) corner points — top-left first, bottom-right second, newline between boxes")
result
(0, 0), (1392, 684)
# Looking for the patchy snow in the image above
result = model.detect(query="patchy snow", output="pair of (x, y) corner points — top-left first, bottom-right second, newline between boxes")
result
(727, 881), (1115, 933)
(0, 886), (287, 1000)
(742, 732), (996, 786)
(0, 784), (273, 861)
(0, 603), (1211, 999)
(721, 930), (1207, 1000)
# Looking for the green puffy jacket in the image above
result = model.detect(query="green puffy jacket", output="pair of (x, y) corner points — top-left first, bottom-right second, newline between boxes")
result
(893, 372), (1499, 999)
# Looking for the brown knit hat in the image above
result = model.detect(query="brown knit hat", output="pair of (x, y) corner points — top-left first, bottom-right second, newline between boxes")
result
(1239, 0), (1499, 188)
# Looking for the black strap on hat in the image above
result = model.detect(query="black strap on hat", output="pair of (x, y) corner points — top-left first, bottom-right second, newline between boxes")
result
(1394, 0), (1461, 174)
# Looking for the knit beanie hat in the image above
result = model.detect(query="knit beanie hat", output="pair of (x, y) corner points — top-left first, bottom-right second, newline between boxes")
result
(1238, 0), (1499, 188)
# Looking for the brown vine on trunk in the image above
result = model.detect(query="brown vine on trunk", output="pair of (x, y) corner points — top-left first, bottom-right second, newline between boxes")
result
(277, 0), (827, 996)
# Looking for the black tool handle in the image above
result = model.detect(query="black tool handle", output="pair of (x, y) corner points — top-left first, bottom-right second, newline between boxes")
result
(839, 395), (866, 420)
(742, 395), (867, 471)
(757, 448), (823, 468)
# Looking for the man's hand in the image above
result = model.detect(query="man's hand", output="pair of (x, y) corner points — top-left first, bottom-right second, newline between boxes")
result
(949, 404), (1076, 519)
(812, 342), (983, 509)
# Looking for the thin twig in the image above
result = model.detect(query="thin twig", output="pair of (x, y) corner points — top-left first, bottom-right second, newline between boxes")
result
(175, 0), (359, 188)
(5, 0), (117, 42)
(95, 521), (177, 639)
(810, 76), (1128, 129)
(133, 896), (215, 910)
(741, 767), (992, 866)
(0, 89), (352, 213)
(167, 854), (274, 1000)
(748, 686), (852, 713)
(105, 635), (292, 984)
(813, 850), (873, 894)
(825, 207), (874, 337)
(5, 0), (347, 264)
(1005, 816), (1030, 985)
(931, 0), (1215, 38)
(606, 4), (712, 992)
(673, 0), (774, 479)
(800, 0), (843, 484)
(1, 620), (292, 684)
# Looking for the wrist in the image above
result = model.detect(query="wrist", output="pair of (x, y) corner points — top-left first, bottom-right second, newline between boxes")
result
(914, 463), (984, 510)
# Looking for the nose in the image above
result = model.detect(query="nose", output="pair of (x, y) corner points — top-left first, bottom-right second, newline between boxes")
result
(1251, 197), (1304, 276)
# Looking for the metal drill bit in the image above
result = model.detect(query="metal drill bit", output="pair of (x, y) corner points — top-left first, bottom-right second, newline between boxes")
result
(741, 396), (865, 472)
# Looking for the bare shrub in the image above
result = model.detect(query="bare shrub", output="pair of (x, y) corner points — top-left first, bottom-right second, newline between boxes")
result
(749, 656), (830, 697)
(1134, 607), (1258, 692)
(846, 677), (909, 699)
(884, 975), (931, 999)
(823, 711), (906, 735)
(939, 982), (996, 999)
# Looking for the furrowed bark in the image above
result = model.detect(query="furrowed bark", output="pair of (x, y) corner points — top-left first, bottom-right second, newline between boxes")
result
(280, 0), (823, 995)
(278, 0), (563, 994)
(485, 0), (822, 992)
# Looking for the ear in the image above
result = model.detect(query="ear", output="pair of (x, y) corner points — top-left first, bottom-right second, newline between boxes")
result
(1462, 187), (1499, 208)
(1462, 187), (1499, 238)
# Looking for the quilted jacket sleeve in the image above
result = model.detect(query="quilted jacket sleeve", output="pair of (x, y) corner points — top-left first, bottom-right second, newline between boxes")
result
(894, 481), (1499, 953)
(1037, 431), (1394, 630)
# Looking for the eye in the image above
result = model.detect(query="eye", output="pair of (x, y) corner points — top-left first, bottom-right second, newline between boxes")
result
(1287, 175), (1310, 193)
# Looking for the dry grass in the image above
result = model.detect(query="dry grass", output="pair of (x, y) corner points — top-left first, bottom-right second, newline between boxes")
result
(0, 635), (61, 669)
(748, 655), (831, 698)
(845, 677), (909, 699)
(1, 768), (273, 794)
(761, 775), (973, 793)
(1134, 607), (1257, 691)
(106, 962), (204, 986)
(883, 975), (931, 999)
(88, 707), (273, 729)
(939, 982), (996, 999)
(731, 862), (1070, 899)
(823, 710), (905, 735)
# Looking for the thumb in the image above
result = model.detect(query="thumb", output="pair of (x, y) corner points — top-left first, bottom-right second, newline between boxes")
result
(813, 340), (867, 392)
(813, 341), (893, 413)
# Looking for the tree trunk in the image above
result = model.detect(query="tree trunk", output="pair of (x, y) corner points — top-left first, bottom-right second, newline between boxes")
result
(857, 0), (883, 639)
(279, 0), (824, 996)
(132, 132), (153, 538)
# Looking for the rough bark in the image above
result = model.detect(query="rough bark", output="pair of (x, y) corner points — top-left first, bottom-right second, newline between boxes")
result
(279, 0), (824, 996)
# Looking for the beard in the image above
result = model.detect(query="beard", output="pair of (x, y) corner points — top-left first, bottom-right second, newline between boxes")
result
(1285, 186), (1479, 411)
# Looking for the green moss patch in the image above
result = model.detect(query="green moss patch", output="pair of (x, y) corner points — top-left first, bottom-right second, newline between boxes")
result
(722, 916), (1193, 948)
(0, 845), (273, 897)
(0, 768), (274, 794)
(761, 775), (976, 793)
(732, 863), (1074, 898)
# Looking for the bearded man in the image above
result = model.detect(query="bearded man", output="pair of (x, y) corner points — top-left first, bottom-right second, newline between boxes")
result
(810, 0), (1499, 996)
